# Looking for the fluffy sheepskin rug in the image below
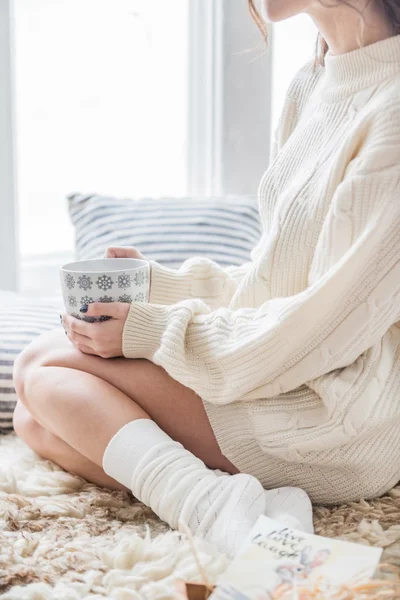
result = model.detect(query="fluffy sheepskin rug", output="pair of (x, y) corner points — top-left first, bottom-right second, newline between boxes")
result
(1, 433), (400, 599)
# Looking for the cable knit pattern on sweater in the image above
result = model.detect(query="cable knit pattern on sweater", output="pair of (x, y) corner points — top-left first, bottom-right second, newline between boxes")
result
(123, 35), (400, 504)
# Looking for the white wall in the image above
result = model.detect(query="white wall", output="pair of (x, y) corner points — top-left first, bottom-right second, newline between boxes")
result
(221, 0), (273, 195)
(0, 0), (19, 291)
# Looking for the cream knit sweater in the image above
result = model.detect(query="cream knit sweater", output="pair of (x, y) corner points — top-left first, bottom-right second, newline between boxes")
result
(122, 35), (400, 504)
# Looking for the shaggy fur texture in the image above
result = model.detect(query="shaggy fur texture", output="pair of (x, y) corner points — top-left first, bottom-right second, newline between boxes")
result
(1, 433), (400, 599)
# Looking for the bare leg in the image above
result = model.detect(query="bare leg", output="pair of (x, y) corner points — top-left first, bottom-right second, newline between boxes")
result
(13, 329), (314, 552)
(13, 328), (238, 480)
(16, 362), (152, 466)
(13, 399), (128, 491)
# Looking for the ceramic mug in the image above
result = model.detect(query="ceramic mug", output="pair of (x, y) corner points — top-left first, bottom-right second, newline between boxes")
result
(60, 258), (150, 322)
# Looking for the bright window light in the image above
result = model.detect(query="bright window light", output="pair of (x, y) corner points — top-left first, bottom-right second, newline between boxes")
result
(271, 15), (318, 134)
(15, 0), (189, 260)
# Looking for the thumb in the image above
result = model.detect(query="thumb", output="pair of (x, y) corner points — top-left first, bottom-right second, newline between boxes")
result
(82, 302), (127, 319)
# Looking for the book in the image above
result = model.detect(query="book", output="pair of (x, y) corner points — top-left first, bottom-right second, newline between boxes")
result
(209, 515), (383, 600)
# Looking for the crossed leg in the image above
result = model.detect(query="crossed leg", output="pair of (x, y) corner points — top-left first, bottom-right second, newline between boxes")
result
(13, 328), (314, 554)
(13, 328), (238, 491)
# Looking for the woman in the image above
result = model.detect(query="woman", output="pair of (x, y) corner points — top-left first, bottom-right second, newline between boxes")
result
(13, 0), (400, 556)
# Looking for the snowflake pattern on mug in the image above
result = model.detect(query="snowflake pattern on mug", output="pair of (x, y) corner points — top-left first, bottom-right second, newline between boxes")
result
(80, 296), (94, 305)
(134, 271), (145, 286)
(77, 274), (93, 291)
(96, 274), (113, 291)
(65, 273), (75, 290)
(117, 273), (131, 289)
(134, 292), (145, 302)
(118, 294), (132, 303)
(99, 295), (113, 303)
(68, 295), (77, 307)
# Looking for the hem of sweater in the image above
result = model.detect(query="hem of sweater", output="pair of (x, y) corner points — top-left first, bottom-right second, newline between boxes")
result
(201, 397), (256, 467)
(202, 398), (400, 505)
(375, 466), (400, 499)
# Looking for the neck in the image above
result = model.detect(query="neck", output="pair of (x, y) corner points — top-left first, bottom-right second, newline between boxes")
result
(306, 0), (394, 55)
(318, 34), (400, 103)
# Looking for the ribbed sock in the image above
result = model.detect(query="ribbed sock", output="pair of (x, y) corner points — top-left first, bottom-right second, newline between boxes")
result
(263, 486), (314, 533)
(102, 419), (313, 555)
(214, 469), (313, 533)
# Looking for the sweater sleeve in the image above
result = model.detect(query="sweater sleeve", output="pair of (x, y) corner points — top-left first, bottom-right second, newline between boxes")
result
(148, 258), (253, 310)
(123, 163), (400, 406)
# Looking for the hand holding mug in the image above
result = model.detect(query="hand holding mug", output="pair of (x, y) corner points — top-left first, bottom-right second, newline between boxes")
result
(62, 301), (130, 357)
(60, 256), (151, 357)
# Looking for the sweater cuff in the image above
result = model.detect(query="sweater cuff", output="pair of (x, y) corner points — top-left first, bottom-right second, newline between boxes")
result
(122, 301), (170, 359)
(149, 261), (193, 305)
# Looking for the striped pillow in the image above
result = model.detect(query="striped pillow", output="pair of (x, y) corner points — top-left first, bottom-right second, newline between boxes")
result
(0, 292), (62, 432)
(68, 193), (262, 268)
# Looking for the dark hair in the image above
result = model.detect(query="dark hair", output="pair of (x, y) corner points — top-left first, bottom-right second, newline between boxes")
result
(248, 0), (400, 65)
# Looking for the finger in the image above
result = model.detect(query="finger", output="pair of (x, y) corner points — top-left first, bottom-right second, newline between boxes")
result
(63, 313), (92, 337)
(105, 246), (143, 259)
(78, 344), (99, 355)
(82, 302), (127, 319)
(76, 343), (99, 355)
(68, 330), (95, 348)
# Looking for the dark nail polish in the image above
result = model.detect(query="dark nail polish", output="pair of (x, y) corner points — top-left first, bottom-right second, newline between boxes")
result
(65, 330), (67, 335)
(80, 304), (88, 313)
(59, 314), (62, 320)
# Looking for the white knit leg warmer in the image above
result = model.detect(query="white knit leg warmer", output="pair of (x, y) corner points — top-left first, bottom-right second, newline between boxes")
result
(102, 420), (313, 556)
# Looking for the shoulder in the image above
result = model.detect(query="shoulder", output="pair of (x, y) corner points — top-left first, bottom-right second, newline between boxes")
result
(364, 75), (400, 122)
(354, 75), (400, 172)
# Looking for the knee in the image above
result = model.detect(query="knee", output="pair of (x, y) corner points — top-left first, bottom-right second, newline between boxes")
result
(13, 399), (43, 449)
(13, 338), (43, 403)
(13, 329), (62, 403)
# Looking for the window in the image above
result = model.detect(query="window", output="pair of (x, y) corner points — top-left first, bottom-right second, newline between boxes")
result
(2, 2), (316, 297)
(271, 15), (318, 134)
(14, 0), (189, 294)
